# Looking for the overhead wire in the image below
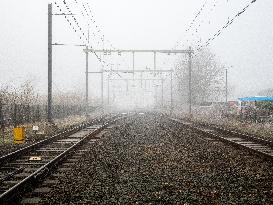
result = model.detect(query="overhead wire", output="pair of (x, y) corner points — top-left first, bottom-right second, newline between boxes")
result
(61, 0), (88, 42)
(73, 0), (105, 46)
(54, 1), (86, 43)
(192, 0), (218, 49)
(85, 2), (114, 48)
(185, 0), (208, 33)
(71, 0), (118, 68)
(173, 0), (209, 50)
(163, 0), (212, 78)
(197, 0), (259, 51)
(81, 2), (125, 71)
(54, 0), (104, 62)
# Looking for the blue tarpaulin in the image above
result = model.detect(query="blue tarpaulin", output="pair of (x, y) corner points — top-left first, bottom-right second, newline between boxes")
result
(238, 96), (273, 102)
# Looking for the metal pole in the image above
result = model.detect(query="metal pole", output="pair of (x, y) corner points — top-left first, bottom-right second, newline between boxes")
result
(132, 51), (135, 72)
(0, 99), (4, 143)
(101, 71), (104, 107)
(107, 74), (110, 105)
(153, 79), (156, 106)
(225, 69), (228, 103)
(188, 47), (192, 115)
(153, 51), (156, 70)
(154, 83), (157, 108)
(171, 72), (173, 111)
(144, 79), (147, 90)
(132, 51), (135, 79)
(48, 3), (53, 123)
(140, 71), (143, 88)
(161, 78), (164, 108)
(85, 46), (89, 111)
(85, 27), (90, 113)
(0, 100), (3, 127)
(101, 35), (104, 109)
(126, 80), (129, 92)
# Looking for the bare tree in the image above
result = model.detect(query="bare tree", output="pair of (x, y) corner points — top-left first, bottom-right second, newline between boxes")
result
(0, 80), (88, 125)
(175, 48), (225, 105)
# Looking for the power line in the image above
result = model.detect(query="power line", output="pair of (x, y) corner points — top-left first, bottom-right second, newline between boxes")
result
(55, 0), (128, 70)
(73, 1), (117, 50)
(173, 0), (208, 49)
(61, 0), (88, 42)
(85, 2), (114, 48)
(174, 0), (219, 50)
(185, 0), (208, 33)
(82, 1), (120, 67)
(70, 0), (116, 67)
(60, 0), (120, 64)
(198, 0), (259, 51)
(72, 1), (104, 43)
(54, 2), (86, 43)
(191, 0), (219, 48)
(54, 1), (104, 62)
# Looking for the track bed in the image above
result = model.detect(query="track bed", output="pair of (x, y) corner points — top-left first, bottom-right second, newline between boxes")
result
(21, 114), (273, 204)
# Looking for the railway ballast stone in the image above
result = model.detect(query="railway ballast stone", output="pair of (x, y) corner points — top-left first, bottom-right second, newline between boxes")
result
(37, 114), (273, 204)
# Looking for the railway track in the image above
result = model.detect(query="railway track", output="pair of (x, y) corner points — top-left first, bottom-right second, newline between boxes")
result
(170, 117), (273, 161)
(0, 113), (121, 204)
(7, 113), (273, 204)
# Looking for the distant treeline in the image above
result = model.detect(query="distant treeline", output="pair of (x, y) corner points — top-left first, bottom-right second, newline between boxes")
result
(0, 103), (96, 127)
(0, 81), (95, 127)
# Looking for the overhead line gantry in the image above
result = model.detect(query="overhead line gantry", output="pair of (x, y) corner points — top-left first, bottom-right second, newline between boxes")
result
(84, 48), (193, 113)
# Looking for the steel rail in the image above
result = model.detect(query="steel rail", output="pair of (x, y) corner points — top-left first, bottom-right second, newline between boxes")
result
(0, 116), (104, 165)
(196, 120), (273, 147)
(0, 114), (121, 204)
(169, 117), (273, 161)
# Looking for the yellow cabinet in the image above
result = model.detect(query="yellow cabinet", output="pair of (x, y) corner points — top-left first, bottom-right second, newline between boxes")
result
(13, 127), (25, 144)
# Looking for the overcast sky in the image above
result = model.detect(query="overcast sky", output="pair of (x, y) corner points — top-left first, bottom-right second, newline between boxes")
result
(0, 0), (272, 101)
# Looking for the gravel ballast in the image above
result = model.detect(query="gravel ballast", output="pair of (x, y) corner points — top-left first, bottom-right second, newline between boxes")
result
(37, 114), (273, 204)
